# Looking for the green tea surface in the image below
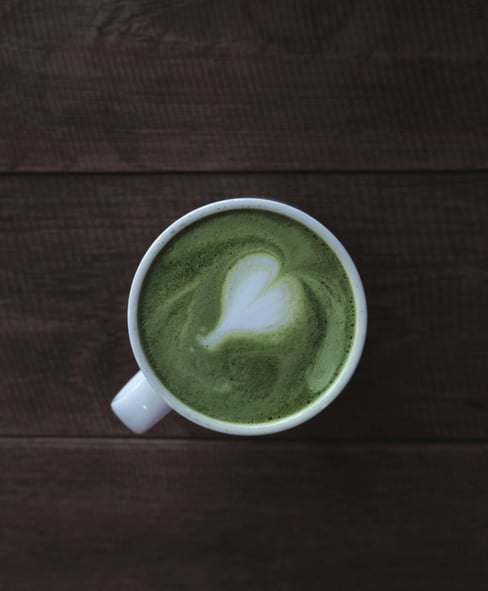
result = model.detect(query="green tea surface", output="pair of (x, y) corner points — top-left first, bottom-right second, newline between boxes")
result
(138, 210), (355, 424)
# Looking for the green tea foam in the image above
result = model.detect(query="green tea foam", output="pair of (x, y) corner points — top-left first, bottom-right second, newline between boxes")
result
(138, 209), (356, 424)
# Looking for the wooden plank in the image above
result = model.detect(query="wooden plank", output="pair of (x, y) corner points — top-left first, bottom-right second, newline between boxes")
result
(1, 173), (486, 438)
(1, 1), (488, 171)
(0, 439), (486, 590)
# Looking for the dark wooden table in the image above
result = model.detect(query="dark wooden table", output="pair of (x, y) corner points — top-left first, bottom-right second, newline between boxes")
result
(1, 2), (487, 590)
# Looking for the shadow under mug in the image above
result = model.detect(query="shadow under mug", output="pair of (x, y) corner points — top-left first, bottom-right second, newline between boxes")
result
(112, 198), (367, 435)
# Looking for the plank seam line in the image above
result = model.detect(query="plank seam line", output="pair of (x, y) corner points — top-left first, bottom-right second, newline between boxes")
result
(2, 169), (488, 176)
(0, 436), (487, 445)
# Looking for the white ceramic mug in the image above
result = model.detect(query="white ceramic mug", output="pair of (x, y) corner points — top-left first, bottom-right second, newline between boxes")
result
(111, 198), (367, 435)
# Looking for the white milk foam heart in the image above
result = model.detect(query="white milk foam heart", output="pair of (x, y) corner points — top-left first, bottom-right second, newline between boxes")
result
(198, 253), (299, 348)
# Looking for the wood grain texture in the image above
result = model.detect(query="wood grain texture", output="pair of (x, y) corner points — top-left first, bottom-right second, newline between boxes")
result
(1, 1), (488, 171)
(1, 173), (486, 438)
(0, 439), (486, 590)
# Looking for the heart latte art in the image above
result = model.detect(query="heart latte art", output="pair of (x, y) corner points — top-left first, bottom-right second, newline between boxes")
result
(138, 209), (356, 424)
(198, 253), (302, 348)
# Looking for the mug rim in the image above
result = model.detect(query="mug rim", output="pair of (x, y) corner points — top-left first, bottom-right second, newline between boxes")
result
(128, 197), (367, 435)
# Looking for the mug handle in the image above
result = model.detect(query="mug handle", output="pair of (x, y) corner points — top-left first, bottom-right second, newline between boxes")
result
(111, 371), (172, 433)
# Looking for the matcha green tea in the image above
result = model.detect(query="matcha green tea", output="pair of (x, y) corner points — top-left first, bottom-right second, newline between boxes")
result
(138, 209), (356, 424)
